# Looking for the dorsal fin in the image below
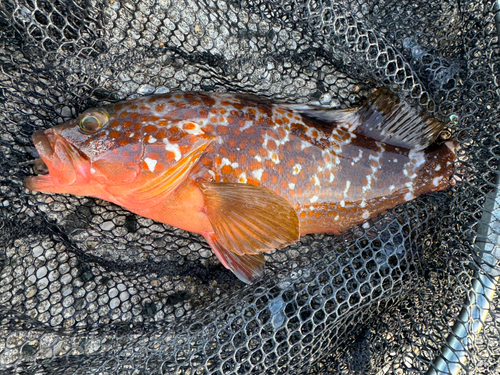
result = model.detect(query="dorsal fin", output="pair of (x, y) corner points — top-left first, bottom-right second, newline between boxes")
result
(283, 88), (446, 150)
(353, 88), (446, 150)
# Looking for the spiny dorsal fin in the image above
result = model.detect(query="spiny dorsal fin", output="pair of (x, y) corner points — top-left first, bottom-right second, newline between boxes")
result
(283, 88), (445, 150)
(354, 88), (446, 150)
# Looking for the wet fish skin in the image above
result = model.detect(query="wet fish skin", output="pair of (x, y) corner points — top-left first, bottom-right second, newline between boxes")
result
(24, 90), (455, 283)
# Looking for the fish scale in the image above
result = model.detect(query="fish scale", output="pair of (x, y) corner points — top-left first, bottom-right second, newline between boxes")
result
(25, 90), (455, 283)
(105, 92), (452, 233)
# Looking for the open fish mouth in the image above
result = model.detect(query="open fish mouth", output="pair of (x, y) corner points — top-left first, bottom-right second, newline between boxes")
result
(24, 165), (57, 192)
(33, 158), (49, 175)
(24, 129), (86, 191)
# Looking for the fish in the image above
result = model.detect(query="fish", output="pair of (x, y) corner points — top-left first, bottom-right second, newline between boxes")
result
(24, 89), (455, 283)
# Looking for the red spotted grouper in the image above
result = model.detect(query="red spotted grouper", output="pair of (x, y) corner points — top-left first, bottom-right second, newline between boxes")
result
(24, 89), (455, 283)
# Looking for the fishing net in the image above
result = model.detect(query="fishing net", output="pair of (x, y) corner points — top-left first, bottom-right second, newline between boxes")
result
(1, 0), (499, 373)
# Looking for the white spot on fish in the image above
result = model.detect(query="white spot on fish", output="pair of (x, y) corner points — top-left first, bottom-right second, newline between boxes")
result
(239, 171), (247, 183)
(435, 164), (441, 171)
(221, 158), (239, 169)
(362, 222), (370, 229)
(362, 210), (370, 220)
(300, 140), (313, 150)
(252, 168), (263, 181)
(340, 200), (345, 207)
(362, 175), (372, 195)
(389, 185), (395, 192)
(144, 157), (157, 172)
(208, 170), (216, 179)
(128, 133), (134, 138)
(292, 164), (302, 175)
(239, 121), (253, 131)
(404, 192), (413, 201)
(433, 177), (441, 186)
(289, 182), (295, 190)
(148, 136), (157, 144)
(164, 139), (181, 161)
(182, 122), (204, 135)
(352, 149), (363, 163)
(343, 180), (351, 197)
(312, 175), (320, 187)
(409, 149), (425, 168)
(90, 168), (96, 174)
(310, 195), (318, 203)
(393, 158), (398, 163)
(360, 199), (367, 208)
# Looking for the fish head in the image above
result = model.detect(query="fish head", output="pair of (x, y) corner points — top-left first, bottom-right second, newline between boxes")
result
(24, 105), (145, 195)
(25, 97), (214, 200)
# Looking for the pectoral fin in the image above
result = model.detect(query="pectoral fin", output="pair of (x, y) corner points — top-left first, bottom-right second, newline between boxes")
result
(198, 181), (300, 256)
(117, 143), (210, 209)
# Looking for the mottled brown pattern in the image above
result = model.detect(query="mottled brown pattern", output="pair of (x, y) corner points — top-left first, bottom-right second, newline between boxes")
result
(32, 91), (455, 237)
(25, 91), (457, 283)
(90, 91), (454, 235)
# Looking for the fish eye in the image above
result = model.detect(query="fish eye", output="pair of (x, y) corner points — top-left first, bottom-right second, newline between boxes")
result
(78, 109), (109, 134)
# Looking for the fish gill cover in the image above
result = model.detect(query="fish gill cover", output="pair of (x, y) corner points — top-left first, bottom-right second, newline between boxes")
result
(0, 0), (499, 374)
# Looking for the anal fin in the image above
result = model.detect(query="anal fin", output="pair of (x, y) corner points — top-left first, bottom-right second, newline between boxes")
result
(206, 233), (265, 284)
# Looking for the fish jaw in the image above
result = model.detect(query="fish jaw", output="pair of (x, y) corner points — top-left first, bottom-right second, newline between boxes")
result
(24, 129), (93, 194)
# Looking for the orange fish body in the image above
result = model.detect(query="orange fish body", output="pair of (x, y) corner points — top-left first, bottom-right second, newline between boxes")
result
(25, 90), (455, 283)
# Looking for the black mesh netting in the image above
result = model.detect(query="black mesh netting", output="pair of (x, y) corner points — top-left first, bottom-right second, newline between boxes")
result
(1, 0), (500, 374)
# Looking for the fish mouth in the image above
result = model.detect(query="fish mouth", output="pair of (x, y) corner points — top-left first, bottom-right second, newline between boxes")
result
(24, 129), (89, 192)
(33, 158), (49, 175)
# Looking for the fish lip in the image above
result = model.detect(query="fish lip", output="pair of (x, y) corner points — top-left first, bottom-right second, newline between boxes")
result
(25, 130), (62, 191)
(32, 129), (55, 159)
(26, 129), (89, 190)
(24, 173), (56, 191)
